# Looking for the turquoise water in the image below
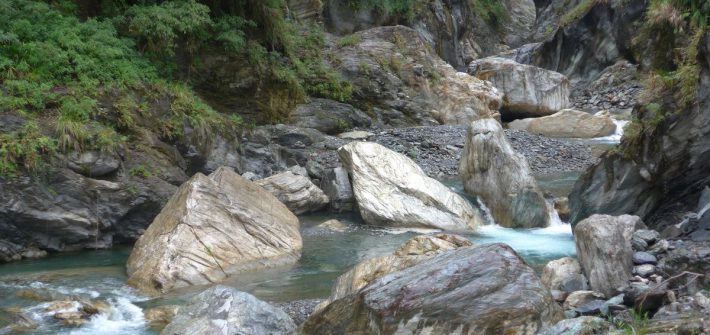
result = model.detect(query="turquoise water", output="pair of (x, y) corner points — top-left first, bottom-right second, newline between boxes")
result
(0, 176), (579, 334)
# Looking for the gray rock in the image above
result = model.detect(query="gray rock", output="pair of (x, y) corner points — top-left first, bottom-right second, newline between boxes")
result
(66, 151), (121, 177)
(563, 291), (606, 310)
(305, 160), (324, 180)
(632, 251), (657, 265)
(575, 300), (605, 316)
(0, 167), (175, 255)
(647, 239), (669, 255)
(320, 167), (355, 212)
(541, 257), (588, 293)
(633, 229), (661, 245)
(631, 235), (648, 251)
(339, 142), (484, 231)
(633, 264), (656, 277)
(460, 119), (550, 228)
(291, 98), (371, 135)
(600, 294), (625, 315)
(314, 234), (472, 312)
(574, 214), (645, 297)
(161, 286), (296, 335)
(256, 171), (329, 215)
(538, 316), (610, 335)
(303, 243), (563, 334)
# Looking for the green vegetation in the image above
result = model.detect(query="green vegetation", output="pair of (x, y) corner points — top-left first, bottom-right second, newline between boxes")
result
(617, 0), (708, 158)
(470, 0), (510, 27)
(560, 0), (600, 27)
(614, 310), (650, 335)
(0, 0), (354, 176)
(338, 34), (362, 48)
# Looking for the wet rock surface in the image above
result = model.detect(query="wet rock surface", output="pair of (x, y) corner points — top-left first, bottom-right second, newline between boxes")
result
(302, 243), (563, 334)
(161, 286), (296, 335)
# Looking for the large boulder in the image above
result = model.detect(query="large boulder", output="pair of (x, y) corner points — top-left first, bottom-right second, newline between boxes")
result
(315, 234), (472, 311)
(330, 26), (502, 126)
(302, 243), (564, 334)
(161, 285), (296, 335)
(338, 141), (484, 231)
(468, 57), (570, 119)
(459, 119), (550, 228)
(508, 109), (617, 138)
(574, 214), (645, 297)
(541, 257), (589, 293)
(256, 171), (329, 215)
(126, 167), (302, 295)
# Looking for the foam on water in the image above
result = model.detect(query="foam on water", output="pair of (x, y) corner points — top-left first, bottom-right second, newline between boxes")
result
(591, 119), (629, 143)
(65, 297), (147, 335)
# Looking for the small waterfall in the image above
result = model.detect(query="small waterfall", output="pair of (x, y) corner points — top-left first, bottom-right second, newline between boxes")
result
(595, 119), (629, 143)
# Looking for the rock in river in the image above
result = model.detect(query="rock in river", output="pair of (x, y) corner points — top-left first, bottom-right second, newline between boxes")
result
(161, 285), (295, 335)
(574, 214), (645, 297)
(256, 171), (329, 215)
(338, 141), (485, 231)
(459, 119), (550, 228)
(314, 234), (472, 312)
(126, 167), (302, 295)
(302, 243), (563, 334)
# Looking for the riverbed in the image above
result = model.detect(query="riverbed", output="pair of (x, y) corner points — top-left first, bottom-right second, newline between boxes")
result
(0, 172), (585, 335)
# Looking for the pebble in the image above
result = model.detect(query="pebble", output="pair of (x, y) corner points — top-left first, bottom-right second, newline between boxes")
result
(273, 299), (323, 325)
(633, 264), (656, 277)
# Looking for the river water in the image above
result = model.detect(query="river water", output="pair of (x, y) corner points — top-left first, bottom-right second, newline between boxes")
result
(0, 173), (586, 335)
(3, 117), (633, 334)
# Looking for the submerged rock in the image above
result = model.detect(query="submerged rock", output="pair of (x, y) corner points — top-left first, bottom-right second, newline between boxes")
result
(161, 286), (296, 335)
(574, 214), (645, 297)
(339, 141), (484, 231)
(126, 167), (302, 295)
(256, 171), (329, 215)
(302, 243), (563, 334)
(468, 57), (570, 118)
(459, 119), (550, 228)
(508, 109), (616, 138)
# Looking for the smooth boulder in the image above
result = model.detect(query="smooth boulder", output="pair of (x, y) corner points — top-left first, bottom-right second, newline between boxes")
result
(541, 257), (589, 293)
(315, 234), (472, 312)
(302, 243), (563, 334)
(508, 109), (617, 138)
(126, 167), (302, 295)
(161, 286), (295, 335)
(574, 214), (645, 297)
(459, 119), (550, 228)
(468, 57), (570, 118)
(256, 171), (329, 215)
(339, 141), (484, 231)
